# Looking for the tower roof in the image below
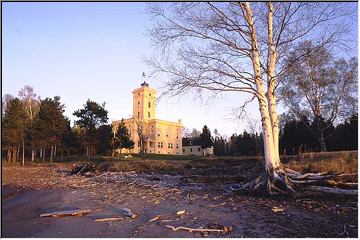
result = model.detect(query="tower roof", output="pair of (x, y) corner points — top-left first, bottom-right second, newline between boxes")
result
(141, 81), (149, 87)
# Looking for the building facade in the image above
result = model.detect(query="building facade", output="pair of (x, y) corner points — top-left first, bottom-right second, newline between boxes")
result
(182, 137), (214, 156)
(112, 82), (183, 155)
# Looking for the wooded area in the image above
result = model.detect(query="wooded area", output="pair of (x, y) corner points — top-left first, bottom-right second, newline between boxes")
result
(2, 85), (357, 165)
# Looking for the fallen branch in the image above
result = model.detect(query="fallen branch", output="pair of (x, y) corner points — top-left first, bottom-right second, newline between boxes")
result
(94, 217), (123, 222)
(208, 202), (226, 208)
(148, 215), (161, 222)
(338, 173), (357, 177)
(305, 186), (358, 196)
(165, 225), (226, 233)
(40, 209), (91, 218)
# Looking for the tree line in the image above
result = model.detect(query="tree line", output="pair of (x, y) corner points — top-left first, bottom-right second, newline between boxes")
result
(2, 86), (134, 165)
(191, 113), (358, 157)
(3, 85), (357, 166)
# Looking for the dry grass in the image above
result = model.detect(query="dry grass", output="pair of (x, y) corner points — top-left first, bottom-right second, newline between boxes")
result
(284, 151), (358, 174)
(4, 151), (356, 176)
(110, 160), (189, 174)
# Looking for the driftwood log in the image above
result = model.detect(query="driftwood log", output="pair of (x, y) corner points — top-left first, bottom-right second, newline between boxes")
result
(40, 209), (91, 218)
(94, 217), (123, 222)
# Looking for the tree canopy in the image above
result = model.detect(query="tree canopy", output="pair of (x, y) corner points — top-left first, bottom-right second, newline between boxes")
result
(200, 125), (213, 148)
(113, 119), (135, 155)
(279, 41), (358, 151)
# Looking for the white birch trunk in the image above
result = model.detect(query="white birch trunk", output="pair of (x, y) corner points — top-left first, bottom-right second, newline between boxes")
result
(31, 149), (35, 162)
(266, 2), (280, 163)
(7, 148), (11, 164)
(50, 145), (54, 162)
(42, 147), (46, 162)
(244, 2), (281, 173)
(17, 144), (20, 159)
(22, 134), (25, 167)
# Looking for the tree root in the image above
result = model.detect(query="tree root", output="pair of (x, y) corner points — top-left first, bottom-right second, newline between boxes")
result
(304, 186), (358, 196)
(234, 166), (357, 196)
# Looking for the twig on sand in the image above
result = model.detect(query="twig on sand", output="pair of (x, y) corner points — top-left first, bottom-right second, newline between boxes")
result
(340, 225), (348, 236)
(40, 209), (91, 218)
(94, 217), (123, 222)
(208, 202), (226, 208)
(148, 215), (161, 222)
(165, 224), (227, 233)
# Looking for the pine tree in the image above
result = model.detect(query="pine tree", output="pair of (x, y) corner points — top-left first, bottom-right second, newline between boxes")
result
(2, 98), (28, 164)
(200, 125), (213, 149)
(73, 99), (108, 156)
(34, 96), (68, 162)
(114, 119), (134, 155)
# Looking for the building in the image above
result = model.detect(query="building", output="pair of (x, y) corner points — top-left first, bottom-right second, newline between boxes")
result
(112, 82), (183, 155)
(182, 137), (214, 156)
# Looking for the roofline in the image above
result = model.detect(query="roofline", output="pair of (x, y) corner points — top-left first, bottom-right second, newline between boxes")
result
(132, 87), (157, 94)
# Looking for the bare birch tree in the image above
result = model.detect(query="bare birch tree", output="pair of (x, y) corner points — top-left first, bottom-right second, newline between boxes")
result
(146, 2), (357, 195)
(18, 85), (41, 161)
(279, 42), (358, 151)
(134, 117), (150, 158)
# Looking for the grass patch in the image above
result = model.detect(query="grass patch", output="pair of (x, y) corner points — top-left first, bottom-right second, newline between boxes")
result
(4, 151), (356, 176)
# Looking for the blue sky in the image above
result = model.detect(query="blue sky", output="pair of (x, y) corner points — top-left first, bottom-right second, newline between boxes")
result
(2, 2), (358, 137)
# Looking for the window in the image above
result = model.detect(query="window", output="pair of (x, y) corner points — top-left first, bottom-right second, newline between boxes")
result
(183, 148), (185, 152)
(138, 93), (140, 96)
(138, 101), (140, 108)
(148, 112), (150, 118)
(160, 142), (163, 148)
(198, 148), (201, 152)
(176, 144), (179, 149)
(158, 142), (161, 148)
(149, 93), (151, 96)
(190, 148), (192, 152)
(171, 143), (173, 149)
(148, 102), (151, 108)
(138, 141), (140, 147)
(158, 131), (160, 137)
(168, 143), (171, 148)
(137, 112), (140, 118)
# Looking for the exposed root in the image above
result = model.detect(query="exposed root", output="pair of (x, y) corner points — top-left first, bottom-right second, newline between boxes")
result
(234, 166), (357, 197)
(236, 168), (298, 196)
(305, 186), (358, 196)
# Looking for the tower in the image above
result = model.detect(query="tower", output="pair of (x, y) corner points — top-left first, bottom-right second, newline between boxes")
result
(132, 81), (156, 120)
